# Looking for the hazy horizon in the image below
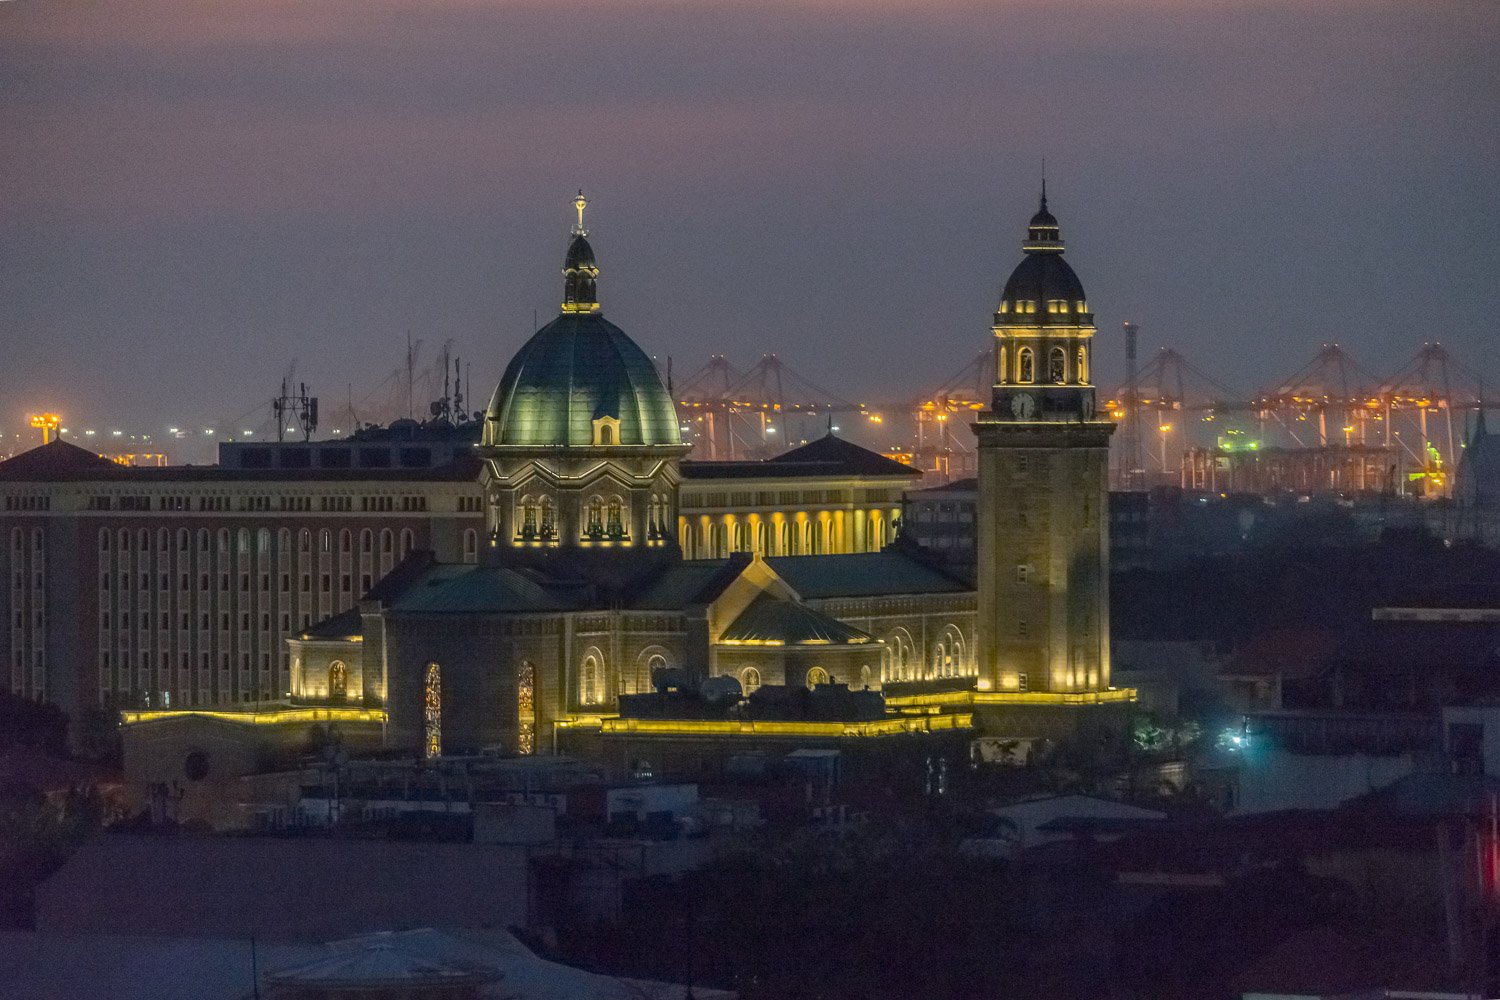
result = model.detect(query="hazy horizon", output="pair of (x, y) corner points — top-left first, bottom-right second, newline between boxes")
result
(3, 0), (1496, 447)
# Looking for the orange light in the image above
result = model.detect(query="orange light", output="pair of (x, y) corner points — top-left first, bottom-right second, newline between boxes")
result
(28, 413), (61, 444)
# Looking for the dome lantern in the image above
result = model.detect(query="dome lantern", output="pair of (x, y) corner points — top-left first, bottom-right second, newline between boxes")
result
(483, 195), (681, 450)
(562, 191), (600, 314)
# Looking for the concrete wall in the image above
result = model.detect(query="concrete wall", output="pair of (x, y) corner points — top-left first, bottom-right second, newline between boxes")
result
(1230, 746), (1419, 814)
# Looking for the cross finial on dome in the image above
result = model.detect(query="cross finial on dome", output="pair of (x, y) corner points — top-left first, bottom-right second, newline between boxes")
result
(573, 190), (588, 236)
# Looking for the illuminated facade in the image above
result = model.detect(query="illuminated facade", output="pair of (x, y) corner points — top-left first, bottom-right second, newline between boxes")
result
(975, 191), (1115, 694)
(271, 200), (980, 760)
(678, 434), (916, 559)
(98, 192), (1129, 775)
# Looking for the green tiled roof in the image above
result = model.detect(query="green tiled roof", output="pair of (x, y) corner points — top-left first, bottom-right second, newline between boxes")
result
(766, 551), (972, 599)
(482, 313), (680, 448)
(627, 557), (746, 610)
(391, 565), (584, 614)
(721, 595), (876, 645)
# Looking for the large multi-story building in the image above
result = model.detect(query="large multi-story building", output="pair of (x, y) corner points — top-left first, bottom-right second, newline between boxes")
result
(0, 441), (485, 723)
(9, 193), (1132, 772)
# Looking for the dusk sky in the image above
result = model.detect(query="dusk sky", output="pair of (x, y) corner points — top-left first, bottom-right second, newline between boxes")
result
(2, 0), (1496, 442)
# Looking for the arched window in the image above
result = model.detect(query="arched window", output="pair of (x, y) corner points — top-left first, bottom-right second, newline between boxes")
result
(380, 529), (393, 554)
(400, 529), (414, 558)
(423, 662), (442, 759)
(732, 520), (747, 552)
(328, 660), (348, 701)
(320, 530), (331, 553)
(580, 653), (602, 706)
(998, 345), (1007, 384)
(606, 498), (626, 539)
(757, 521), (770, 555)
(888, 628), (915, 683)
(360, 529), (373, 554)
(1076, 345), (1089, 384)
(583, 497), (605, 540)
(1017, 347), (1035, 384)
(1049, 346), (1067, 385)
(740, 667), (761, 695)
(539, 497), (555, 540)
(806, 666), (829, 689)
(299, 529), (311, 553)
(599, 423), (614, 445)
(518, 495), (538, 539)
(860, 664), (872, 689)
(339, 529), (352, 554)
(711, 522), (727, 558)
(642, 653), (667, 695)
(517, 662), (537, 755)
(942, 625), (968, 676)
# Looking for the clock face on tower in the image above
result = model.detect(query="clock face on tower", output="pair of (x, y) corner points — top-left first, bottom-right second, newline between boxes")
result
(1010, 393), (1036, 420)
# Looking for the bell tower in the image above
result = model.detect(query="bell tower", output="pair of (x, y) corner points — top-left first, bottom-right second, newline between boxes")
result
(973, 190), (1115, 695)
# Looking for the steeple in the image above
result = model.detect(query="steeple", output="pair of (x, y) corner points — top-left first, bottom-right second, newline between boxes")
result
(1024, 181), (1063, 254)
(562, 191), (600, 314)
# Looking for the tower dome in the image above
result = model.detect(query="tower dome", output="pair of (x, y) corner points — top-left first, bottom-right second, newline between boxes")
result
(483, 195), (681, 448)
(998, 185), (1089, 325)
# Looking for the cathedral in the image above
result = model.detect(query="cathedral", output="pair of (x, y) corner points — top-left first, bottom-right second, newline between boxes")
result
(124, 191), (1129, 774)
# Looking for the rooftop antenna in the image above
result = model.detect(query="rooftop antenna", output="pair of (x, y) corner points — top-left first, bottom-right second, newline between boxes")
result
(573, 189), (588, 236)
(452, 356), (464, 424)
(405, 331), (415, 421)
(441, 343), (452, 421)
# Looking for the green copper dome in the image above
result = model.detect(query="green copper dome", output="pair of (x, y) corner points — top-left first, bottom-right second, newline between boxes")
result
(483, 313), (681, 448)
(483, 196), (681, 449)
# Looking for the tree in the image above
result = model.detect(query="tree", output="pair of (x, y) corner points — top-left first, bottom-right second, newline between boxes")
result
(0, 690), (68, 757)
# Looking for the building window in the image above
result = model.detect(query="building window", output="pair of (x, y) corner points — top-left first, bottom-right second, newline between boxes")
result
(592, 415), (620, 447)
(1017, 619), (1030, 639)
(1076, 345), (1088, 384)
(583, 498), (605, 541)
(1017, 347), (1034, 384)
(806, 666), (829, 689)
(1049, 347), (1067, 385)
(580, 654), (602, 706)
(328, 661), (347, 701)
(517, 662), (536, 755)
(1017, 672), (1029, 691)
(423, 662), (442, 759)
(740, 667), (761, 695)
(628, 653), (666, 696)
(1015, 564), (1029, 584)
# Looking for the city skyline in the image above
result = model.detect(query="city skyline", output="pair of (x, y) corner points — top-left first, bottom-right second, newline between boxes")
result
(2, 0), (1496, 434)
